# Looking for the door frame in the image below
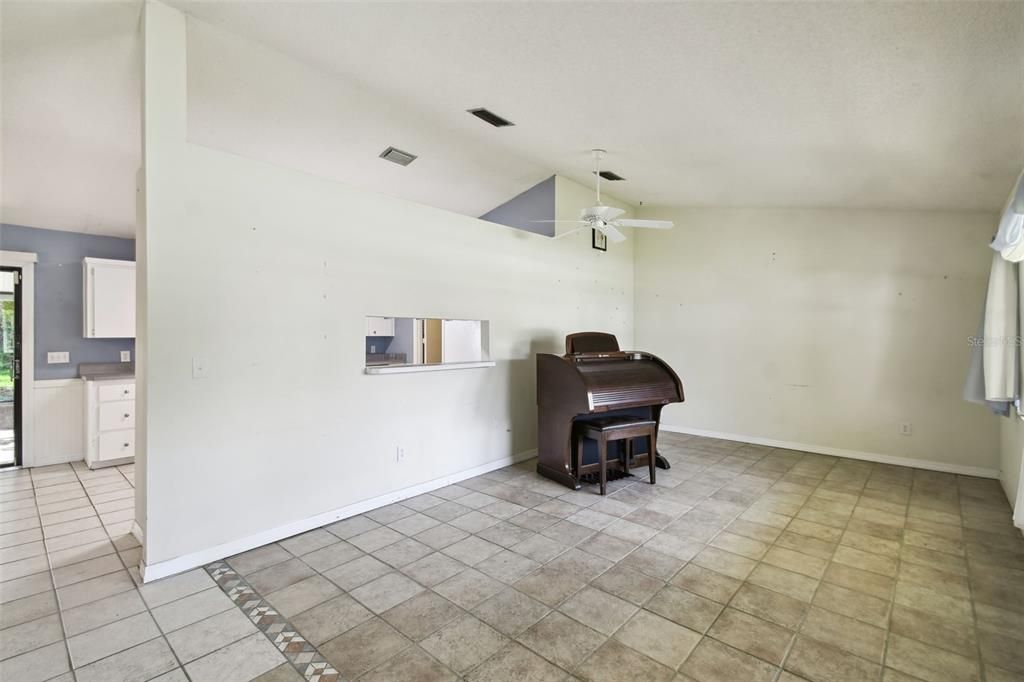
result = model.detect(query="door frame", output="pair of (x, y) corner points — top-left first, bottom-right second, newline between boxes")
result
(1, 265), (23, 467)
(0, 251), (36, 468)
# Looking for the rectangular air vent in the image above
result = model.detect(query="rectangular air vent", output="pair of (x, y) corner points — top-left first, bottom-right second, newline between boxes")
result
(379, 146), (417, 166)
(467, 108), (515, 127)
(595, 170), (625, 181)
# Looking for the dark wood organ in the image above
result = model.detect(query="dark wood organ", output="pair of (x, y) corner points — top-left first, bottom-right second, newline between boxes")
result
(536, 333), (685, 489)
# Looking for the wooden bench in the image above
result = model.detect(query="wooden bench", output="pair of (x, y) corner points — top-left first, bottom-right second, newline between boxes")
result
(573, 417), (657, 495)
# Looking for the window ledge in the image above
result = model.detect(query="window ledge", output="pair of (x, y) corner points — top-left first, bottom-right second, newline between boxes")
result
(364, 361), (496, 375)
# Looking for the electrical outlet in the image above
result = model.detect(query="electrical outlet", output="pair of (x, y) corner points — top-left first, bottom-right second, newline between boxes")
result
(192, 357), (208, 379)
(47, 352), (70, 364)
(370, 345), (376, 354)
(900, 422), (913, 436)
(396, 446), (406, 463)
(120, 350), (131, 362)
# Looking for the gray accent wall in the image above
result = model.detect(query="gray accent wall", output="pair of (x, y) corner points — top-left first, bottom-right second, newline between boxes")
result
(0, 224), (135, 380)
(389, 317), (416, 362)
(479, 175), (556, 236)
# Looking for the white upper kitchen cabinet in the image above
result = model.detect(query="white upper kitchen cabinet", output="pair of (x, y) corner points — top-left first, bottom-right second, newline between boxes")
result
(366, 316), (395, 336)
(83, 258), (136, 338)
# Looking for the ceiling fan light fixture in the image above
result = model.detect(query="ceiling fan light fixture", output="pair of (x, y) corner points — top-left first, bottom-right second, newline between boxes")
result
(532, 148), (673, 243)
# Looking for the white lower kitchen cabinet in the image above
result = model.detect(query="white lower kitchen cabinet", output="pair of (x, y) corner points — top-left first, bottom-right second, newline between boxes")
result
(84, 378), (136, 468)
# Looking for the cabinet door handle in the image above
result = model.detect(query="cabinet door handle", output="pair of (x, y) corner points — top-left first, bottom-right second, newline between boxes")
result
(123, 443), (130, 447)
(124, 413), (130, 418)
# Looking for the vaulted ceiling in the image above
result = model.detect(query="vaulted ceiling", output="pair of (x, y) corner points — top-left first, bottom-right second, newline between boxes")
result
(3, 1), (1022, 238)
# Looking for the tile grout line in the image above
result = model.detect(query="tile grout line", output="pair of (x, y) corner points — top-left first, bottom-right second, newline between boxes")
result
(392, 477), (593, 679)
(632, 446), (836, 679)
(960, 477), (989, 682)
(203, 559), (341, 681)
(693, 455), (794, 678)
(236, 446), (1009, 678)
(763, 455), (843, 682)
(65, 461), (194, 681)
(565, 445), (778, 677)
(876, 467), (912, 681)
(669, 448), (786, 677)
(675, 456), (987, 675)
(260, 464), (662, 680)
(315, 495), (559, 681)
(566, 445), (779, 676)
(408, 472), (633, 677)
(27, 465), (78, 681)
(511, 481), (655, 677)
(8, 440), (1010, 681)
(465, 469), (657, 678)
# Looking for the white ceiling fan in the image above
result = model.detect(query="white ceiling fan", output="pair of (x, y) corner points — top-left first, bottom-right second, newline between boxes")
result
(534, 149), (674, 243)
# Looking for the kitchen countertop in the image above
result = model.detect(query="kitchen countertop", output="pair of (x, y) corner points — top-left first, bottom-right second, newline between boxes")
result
(365, 353), (407, 367)
(79, 362), (135, 380)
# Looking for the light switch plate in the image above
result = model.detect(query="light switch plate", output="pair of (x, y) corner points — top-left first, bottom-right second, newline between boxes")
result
(192, 357), (207, 379)
(120, 350), (131, 362)
(47, 352), (70, 364)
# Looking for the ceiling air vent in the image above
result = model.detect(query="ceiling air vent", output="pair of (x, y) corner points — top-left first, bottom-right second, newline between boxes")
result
(467, 108), (515, 127)
(379, 146), (417, 166)
(595, 170), (625, 181)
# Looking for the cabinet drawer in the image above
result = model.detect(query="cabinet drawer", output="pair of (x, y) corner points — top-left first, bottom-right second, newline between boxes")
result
(98, 383), (135, 402)
(98, 430), (134, 461)
(99, 400), (135, 431)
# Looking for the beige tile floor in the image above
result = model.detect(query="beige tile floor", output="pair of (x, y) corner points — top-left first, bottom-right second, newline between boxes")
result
(2, 433), (1024, 681)
(0, 427), (15, 467)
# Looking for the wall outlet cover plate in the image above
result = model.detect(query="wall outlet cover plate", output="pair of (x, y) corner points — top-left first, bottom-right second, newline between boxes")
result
(47, 352), (70, 364)
(120, 350), (131, 362)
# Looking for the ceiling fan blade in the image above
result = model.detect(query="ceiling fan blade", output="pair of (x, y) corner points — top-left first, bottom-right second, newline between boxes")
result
(614, 219), (674, 229)
(584, 205), (626, 222)
(551, 226), (587, 240)
(597, 223), (627, 243)
(530, 220), (586, 224)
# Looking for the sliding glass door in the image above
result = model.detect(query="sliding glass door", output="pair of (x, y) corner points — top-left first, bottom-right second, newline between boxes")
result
(0, 267), (22, 468)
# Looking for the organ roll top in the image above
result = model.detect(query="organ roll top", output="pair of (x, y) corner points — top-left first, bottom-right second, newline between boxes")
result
(575, 353), (681, 410)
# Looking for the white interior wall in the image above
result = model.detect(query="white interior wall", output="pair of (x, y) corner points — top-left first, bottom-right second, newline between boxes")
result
(140, 3), (634, 575)
(634, 206), (1001, 476)
(140, 2), (1016, 575)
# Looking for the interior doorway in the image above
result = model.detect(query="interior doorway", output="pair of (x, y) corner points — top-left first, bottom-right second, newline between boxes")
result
(423, 318), (443, 364)
(0, 267), (22, 467)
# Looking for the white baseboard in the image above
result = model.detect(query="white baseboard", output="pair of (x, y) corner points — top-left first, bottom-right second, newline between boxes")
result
(139, 448), (537, 583)
(661, 424), (1001, 480)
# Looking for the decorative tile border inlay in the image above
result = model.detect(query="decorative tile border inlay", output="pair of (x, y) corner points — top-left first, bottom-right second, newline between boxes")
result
(205, 561), (340, 682)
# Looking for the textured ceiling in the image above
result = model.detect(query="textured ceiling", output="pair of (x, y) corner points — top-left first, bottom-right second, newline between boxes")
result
(2, 1), (1023, 237)
(1, 1), (142, 236)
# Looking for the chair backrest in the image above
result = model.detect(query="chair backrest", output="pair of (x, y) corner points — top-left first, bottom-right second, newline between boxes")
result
(565, 332), (620, 355)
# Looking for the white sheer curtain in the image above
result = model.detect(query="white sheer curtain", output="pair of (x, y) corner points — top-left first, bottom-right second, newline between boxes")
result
(991, 169), (1024, 257)
(967, 169), (1024, 526)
